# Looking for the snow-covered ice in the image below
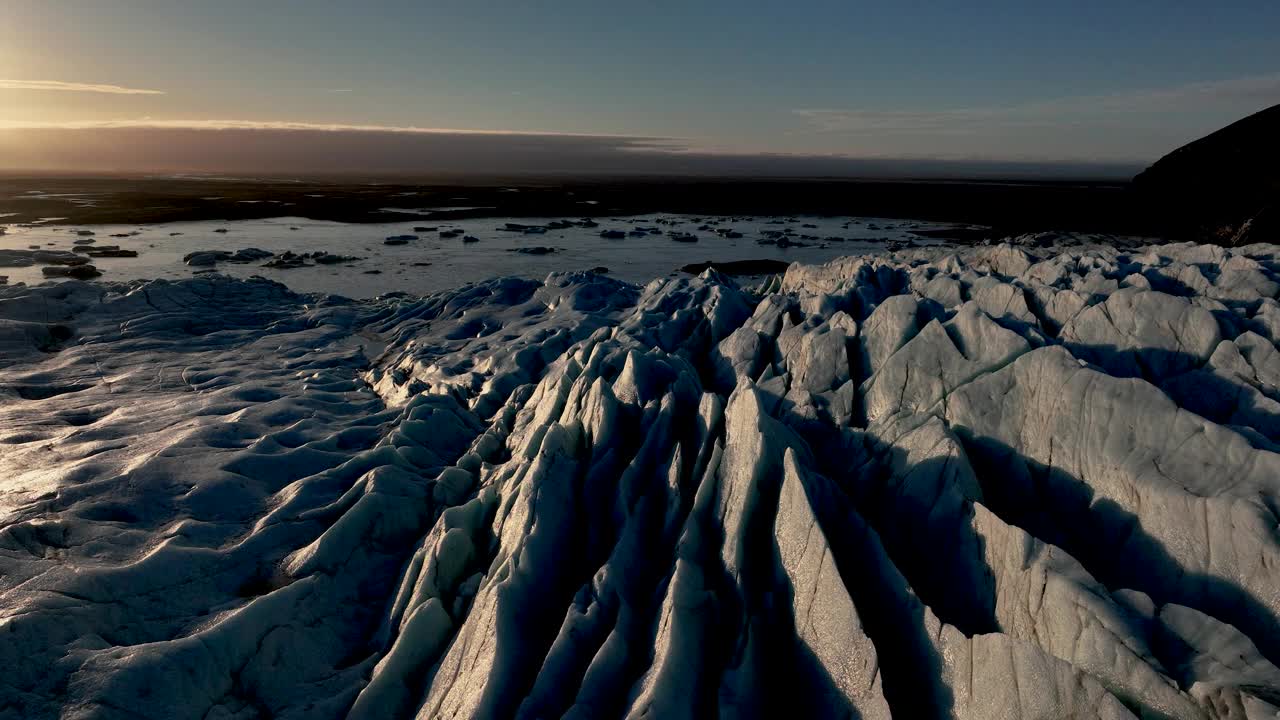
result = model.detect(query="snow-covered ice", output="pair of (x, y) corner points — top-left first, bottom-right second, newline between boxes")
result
(2, 235), (1280, 718)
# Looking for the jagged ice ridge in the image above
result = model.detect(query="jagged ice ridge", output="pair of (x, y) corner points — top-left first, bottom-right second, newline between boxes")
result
(2, 236), (1280, 719)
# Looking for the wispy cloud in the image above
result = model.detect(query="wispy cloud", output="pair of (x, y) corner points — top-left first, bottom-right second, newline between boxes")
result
(0, 118), (671, 141)
(794, 72), (1280, 135)
(0, 121), (703, 176)
(0, 79), (165, 95)
(323, 88), (354, 93)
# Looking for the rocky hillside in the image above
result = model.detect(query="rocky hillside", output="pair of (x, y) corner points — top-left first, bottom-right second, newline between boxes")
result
(1134, 103), (1280, 244)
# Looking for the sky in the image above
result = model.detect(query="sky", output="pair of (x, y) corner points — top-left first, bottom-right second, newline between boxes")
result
(1, 0), (1279, 177)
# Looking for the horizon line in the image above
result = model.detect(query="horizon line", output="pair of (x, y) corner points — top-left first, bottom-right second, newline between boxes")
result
(0, 120), (1157, 167)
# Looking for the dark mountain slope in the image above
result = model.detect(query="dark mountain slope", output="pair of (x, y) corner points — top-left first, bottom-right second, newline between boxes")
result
(1134, 103), (1280, 243)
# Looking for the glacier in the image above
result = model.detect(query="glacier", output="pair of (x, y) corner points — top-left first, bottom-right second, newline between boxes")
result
(2, 237), (1280, 719)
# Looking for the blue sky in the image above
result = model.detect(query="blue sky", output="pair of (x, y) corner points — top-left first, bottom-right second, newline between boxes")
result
(2, 0), (1279, 172)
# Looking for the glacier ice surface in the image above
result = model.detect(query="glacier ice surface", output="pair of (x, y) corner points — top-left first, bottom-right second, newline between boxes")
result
(2, 237), (1280, 719)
